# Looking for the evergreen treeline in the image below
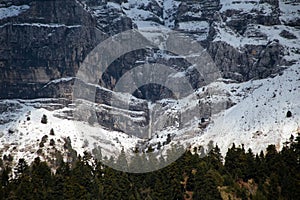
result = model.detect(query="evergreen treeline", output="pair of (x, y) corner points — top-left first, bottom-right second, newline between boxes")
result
(0, 133), (299, 200)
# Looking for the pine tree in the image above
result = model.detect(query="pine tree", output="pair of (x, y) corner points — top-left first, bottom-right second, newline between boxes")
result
(225, 144), (248, 180)
(50, 128), (55, 135)
(41, 114), (48, 124)
(255, 150), (267, 184)
(193, 169), (222, 200)
(15, 175), (34, 200)
(265, 173), (281, 200)
(1, 166), (10, 187)
(207, 144), (223, 171)
(2, 130), (300, 199)
(147, 150), (159, 171)
(116, 148), (128, 172)
(92, 146), (102, 161)
(14, 158), (29, 181)
(129, 152), (147, 173)
(280, 133), (300, 199)
(244, 148), (256, 180)
(265, 144), (278, 175)
(198, 145), (206, 158)
(69, 156), (97, 199)
(30, 157), (53, 199)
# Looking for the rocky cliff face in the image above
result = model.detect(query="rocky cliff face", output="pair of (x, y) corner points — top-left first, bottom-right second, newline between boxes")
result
(208, 40), (284, 81)
(1, 0), (296, 135)
(0, 0), (292, 100)
(90, 0), (288, 102)
(0, 0), (101, 98)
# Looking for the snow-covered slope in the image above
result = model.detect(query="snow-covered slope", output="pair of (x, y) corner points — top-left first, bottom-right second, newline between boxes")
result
(191, 62), (300, 154)
(1, 0), (300, 169)
(1, 59), (300, 164)
(0, 99), (143, 167)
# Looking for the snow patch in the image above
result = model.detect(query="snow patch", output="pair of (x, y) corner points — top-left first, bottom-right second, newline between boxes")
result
(0, 23), (82, 28)
(0, 5), (30, 20)
(220, 0), (272, 15)
(43, 77), (74, 88)
(279, 0), (300, 24)
(178, 21), (209, 32)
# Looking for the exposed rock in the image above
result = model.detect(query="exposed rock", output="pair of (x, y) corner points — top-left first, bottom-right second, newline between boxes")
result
(221, 0), (280, 34)
(0, 0), (288, 100)
(0, 0), (102, 99)
(174, 0), (221, 41)
(208, 40), (284, 81)
(176, 0), (221, 22)
(87, 1), (134, 35)
(253, 41), (284, 79)
(279, 29), (297, 39)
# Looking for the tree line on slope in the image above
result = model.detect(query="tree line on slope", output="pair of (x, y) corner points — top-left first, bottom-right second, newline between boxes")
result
(0, 133), (299, 200)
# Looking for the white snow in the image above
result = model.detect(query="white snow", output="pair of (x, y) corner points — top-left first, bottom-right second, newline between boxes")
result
(177, 21), (210, 40)
(43, 77), (74, 88)
(178, 21), (209, 32)
(182, 11), (203, 18)
(0, 99), (141, 166)
(123, 0), (162, 23)
(188, 62), (300, 155)
(214, 23), (300, 57)
(133, 20), (162, 29)
(220, 0), (272, 15)
(0, 23), (82, 28)
(107, 2), (121, 10)
(163, 0), (181, 28)
(0, 5), (30, 20)
(279, 0), (300, 24)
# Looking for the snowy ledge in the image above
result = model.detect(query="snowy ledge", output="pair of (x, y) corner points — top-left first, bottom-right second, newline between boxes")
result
(0, 5), (30, 20)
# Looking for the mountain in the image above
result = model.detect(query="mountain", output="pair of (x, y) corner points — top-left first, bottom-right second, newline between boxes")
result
(0, 0), (300, 171)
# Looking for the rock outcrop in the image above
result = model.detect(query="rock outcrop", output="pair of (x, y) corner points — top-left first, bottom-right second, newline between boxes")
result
(208, 40), (284, 81)
(0, 0), (101, 98)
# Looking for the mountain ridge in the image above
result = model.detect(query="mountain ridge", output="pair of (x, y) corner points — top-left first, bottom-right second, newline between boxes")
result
(0, 0), (299, 169)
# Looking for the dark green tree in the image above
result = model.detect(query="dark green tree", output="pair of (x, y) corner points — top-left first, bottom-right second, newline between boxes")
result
(41, 114), (48, 124)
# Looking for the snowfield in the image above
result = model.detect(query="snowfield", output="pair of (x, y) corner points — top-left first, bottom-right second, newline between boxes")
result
(0, 99), (142, 166)
(191, 62), (300, 155)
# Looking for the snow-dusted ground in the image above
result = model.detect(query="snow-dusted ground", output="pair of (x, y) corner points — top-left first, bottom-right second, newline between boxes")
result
(178, 21), (209, 32)
(214, 23), (300, 55)
(279, 0), (300, 24)
(189, 62), (300, 155)
(220, 0), (273, 14)
(0, 5), (29, 20)
(0, 99), (142, 166)
(144, 61), (300, 155)
(0, 23), (82, 28)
